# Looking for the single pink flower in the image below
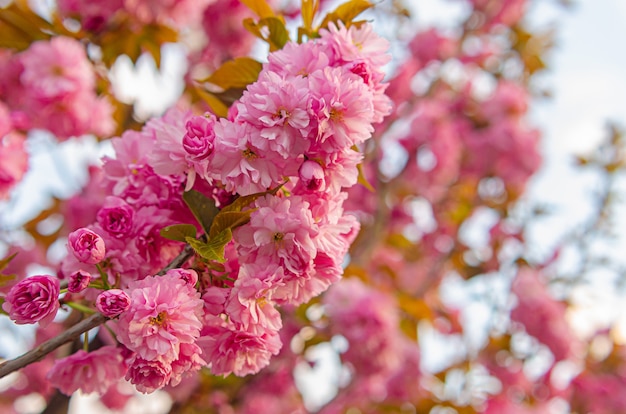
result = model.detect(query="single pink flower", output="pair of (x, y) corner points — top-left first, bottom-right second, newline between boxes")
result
(114, 273), (203, 362)
(125, 356), (172, 394)
(68, 227), (106, 264)
(46, 346), (126, 395)
(2, 275), (60, 326)
(96, 289), (131, 317)
(198, 322), (282, 377)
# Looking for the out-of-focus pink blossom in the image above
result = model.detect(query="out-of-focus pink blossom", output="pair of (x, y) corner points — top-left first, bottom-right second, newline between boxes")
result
(47, 346), (126, 395)
(2, 275), (60, 326)
(0, 132), (28, 200)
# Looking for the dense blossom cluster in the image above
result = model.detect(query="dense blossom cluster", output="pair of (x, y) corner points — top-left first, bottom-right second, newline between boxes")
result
(1, 1), (623, 413)
(1, 20), (391, 397)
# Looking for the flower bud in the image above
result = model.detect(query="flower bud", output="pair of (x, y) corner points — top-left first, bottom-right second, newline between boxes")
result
(298, 160), (326, 191)
(2, 275), (60, 326)
(165, 268), (198, 286)
(68, 228), (106, 264)
(96, 289), (130, 318)
(183, 114), (216, 159)
(68, 270), (91, 293)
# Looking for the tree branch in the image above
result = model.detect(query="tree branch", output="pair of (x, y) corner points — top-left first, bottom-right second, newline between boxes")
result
(0, 242), (196, 379)
(0, 313), (106, 378)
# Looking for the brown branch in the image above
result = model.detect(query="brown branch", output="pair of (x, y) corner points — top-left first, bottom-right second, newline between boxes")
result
(0, 242), (197, 379)
(0, 313), (106, 378)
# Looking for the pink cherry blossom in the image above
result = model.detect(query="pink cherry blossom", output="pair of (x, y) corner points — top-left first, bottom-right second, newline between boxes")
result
(208, 119), (286, 195)
(198, 321), (282, 377)
(266, 41), (331, 78)
(225, 276), (282, 335)
(46, 346), (127, 395)
(114, 273), (203, 362)
(2, 275), (60, 327)
(307, 66), (375, 152)
(125, 355), (172, 394)
(234, 194), (318, 275)
(235, 71), (312, 158)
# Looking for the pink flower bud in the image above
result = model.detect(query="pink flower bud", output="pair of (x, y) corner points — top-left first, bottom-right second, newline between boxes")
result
(165, 268), (198, 286)
(68, 270), (91, 293)
(68, 228), (106, 264)
(298, 160), (326, 191)
(183, 114), (216, 159)
(2, 275), (60, 326)
(96, 289), (130, 317)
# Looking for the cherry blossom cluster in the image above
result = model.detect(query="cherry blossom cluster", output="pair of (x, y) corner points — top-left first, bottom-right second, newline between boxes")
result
(1, 21), (392, 396)
(0, 36), (114, 140)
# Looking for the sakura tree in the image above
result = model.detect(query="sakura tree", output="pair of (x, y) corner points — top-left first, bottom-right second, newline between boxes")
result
(0, 0), (624, 413)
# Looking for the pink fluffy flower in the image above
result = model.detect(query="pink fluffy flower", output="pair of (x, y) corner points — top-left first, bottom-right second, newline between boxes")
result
(319, 21), (392, 68)
(225, 276), (282, 335)
(307, 66), (375, 152)
(114, 273), (204, 363)
(2, 275), (60, 327)
(96, 289), (131, 317)
(125, 355), (172, 394)
(208, 120), (285, 195)
(235, 71), (312, 158)
(198, 322), (282, 377)
(47, 346), (127, 395)
(19, 36), (94, 102)
(234, 194), (318, 275)
(68, 227), (106, 264)
(266, 41), (331, 78)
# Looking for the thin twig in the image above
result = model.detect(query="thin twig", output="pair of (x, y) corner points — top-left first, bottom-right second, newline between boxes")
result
(0, 242), (197, 379)
(0, 313), (106, 378)
(157, 244), (194, 275)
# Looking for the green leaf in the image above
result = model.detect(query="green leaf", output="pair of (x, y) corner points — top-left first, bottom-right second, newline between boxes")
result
(240, 0), (277, 19)
(301, 0), (319, 32)
(199, 57), (263, 90)
(183, 190), (220, 235)
(357, 162), (375, 192)
(160, 224), (198, 243)
(243, 17), (290, 51)
(319, 0), (374, 30)
(194, 87), (230, 118)
(0, 1), (53, 50)
(185, 230), (232, 263)
(209, 211), (254, 239)
(221, 184), (284, 213)
(0, 252), (17, 273)
(0, 253), (17, 288)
